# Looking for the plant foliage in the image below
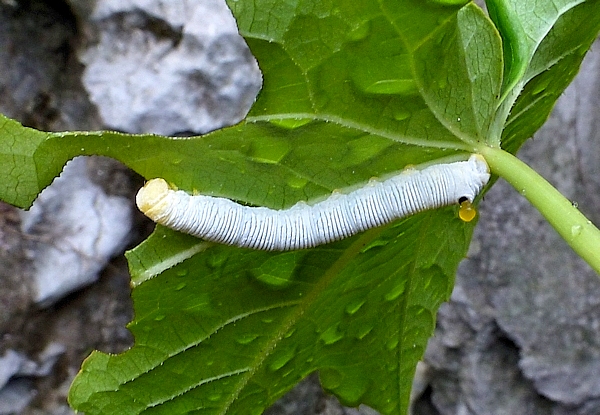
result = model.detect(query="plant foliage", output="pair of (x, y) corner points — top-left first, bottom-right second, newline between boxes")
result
(0, 0), (598, 414)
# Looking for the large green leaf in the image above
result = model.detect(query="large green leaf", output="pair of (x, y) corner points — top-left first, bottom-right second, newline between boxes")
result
(499, 0), (600, 152)
(0, 0), (597, 414)
(69, 213), (471, 414)
(485, 0), (585, 97)
(485, 0), (600, 147)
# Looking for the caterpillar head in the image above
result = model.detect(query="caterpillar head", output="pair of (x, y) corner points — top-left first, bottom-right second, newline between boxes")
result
(136, 178), (172, 221)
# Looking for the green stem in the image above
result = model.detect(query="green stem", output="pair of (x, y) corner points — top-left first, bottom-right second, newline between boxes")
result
(476, 145), (600, 275)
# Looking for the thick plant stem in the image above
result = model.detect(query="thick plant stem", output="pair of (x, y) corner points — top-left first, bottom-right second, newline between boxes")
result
(477, 145), (600, 275)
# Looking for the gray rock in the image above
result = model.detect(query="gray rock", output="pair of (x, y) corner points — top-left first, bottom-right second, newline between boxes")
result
(0, 344), (65, 415)
(79, 0), (262, 135)
(21, 157), (132, 307)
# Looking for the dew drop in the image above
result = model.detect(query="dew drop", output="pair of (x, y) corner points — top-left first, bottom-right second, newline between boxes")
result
(207, 253), (227, 269)
(384, 279), (406, 301)
(176, 269), (188, 277)
(393, 109), (411, 121)
(287, 175), (308, 189)
(320, 324), (344, 345)
(207, 392), (222, 402)
(332, 377), (368, 406)
(154, 314), (166, 321)
(268, 347), (295, 371)
(347, 20), (370, 41)
(251, 253), (297, 289)
(532, 78), (551, 95)
(247, 137), (292, 164)
(235, 334), (259, 345)
(253, 272), (293, 289)
(175, 282), (187, 291)
(268, 118), (312, 130)
(319, 367), (343, 389)
(355, 325), (373, 340)
(360, 239), (389, 253)
(386, 337), (399, 351)
(351, 59), (417, 95)
(571, 225), (583, 239)
(345, 298), (366, 315)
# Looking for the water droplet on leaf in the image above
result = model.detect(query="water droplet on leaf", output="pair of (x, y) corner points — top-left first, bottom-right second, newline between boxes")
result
(393, 109), (411, 121)
(386, 337), (399, 350)
(345, 298), (366, 315)
(571, 225), (583, 238)
(319, 367), (343, 389)
(269, 347), (295, 371)
(355, 325), (373, 340)
(235, 334), (259, 345)
(320, 324), (344, 345)
(347, 20), (370, 41)
(384, 279), (406, 301)
(269, 118), (312, 130)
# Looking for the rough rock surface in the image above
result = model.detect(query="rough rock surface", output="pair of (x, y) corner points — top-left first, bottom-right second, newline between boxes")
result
(79, 0), (262, 135)
(20, 157), (133, 307)
(0, 0), (599, 414)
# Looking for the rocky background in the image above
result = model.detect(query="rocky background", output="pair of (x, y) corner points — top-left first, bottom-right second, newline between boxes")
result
(0, 1), (599, 414)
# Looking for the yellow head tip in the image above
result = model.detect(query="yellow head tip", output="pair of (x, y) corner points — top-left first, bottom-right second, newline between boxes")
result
(458, 200), (477, 222)
(136, 178), (170, 216)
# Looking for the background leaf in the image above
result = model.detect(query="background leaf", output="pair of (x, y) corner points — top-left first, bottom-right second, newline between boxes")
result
(485, 0), (585, 98)
(499, 0), (600, 152)
(70, 212), (473, 414)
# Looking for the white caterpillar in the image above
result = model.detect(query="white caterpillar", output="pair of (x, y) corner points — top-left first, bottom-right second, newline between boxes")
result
(136, 154), (490, 250)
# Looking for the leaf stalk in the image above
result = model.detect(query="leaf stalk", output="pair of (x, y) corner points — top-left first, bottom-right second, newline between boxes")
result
(477, 145), (600, 275)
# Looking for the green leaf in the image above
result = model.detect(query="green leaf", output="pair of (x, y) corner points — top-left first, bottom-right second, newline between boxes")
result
(0, 115), (49, 208)
(70, 211), (472, 414)
(485, 0), (586, 99)
(64, 3), (500, 414)
(0, 0), (597, 414)
(500, 0), (600, 152)
(407, 4), (503, 142)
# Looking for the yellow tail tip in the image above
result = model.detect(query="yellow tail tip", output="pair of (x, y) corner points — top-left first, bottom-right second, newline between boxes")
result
(458, 200), (477, 222)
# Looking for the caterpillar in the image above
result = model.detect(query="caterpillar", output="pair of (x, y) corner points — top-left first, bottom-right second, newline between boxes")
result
(136, 154), (490, 250)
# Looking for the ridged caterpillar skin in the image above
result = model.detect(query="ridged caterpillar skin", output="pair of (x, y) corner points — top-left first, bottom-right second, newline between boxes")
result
(136, 154), (490, 250)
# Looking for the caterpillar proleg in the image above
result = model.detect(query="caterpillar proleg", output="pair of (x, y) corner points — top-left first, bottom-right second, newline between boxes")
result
(136, 154), (490, 250)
